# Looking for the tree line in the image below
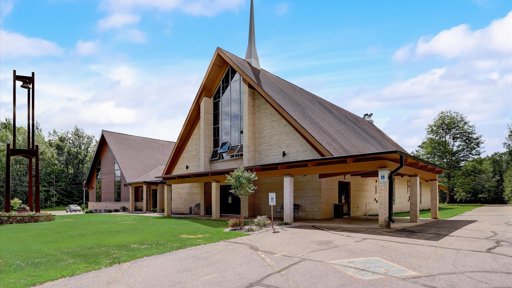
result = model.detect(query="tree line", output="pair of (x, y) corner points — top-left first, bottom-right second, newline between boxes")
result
(1, 111), (511, 210)
(0, 119), (96, 209)
(414, 111), (512, 204)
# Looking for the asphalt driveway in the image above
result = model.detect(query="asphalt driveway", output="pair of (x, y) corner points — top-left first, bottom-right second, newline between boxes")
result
(38, 205), (512, 288)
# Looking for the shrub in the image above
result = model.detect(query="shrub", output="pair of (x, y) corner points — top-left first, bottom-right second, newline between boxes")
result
(106, 209), (113, 213)
(252, 215), (270, 228)
(120, 206), (128, 212)
(17, 204), (30, 213)
(11, 198), (22, 211)
(0, 212), (55, 225)
(150, 208), (158, 213)
(113, 209), (120, 213)
(84, 209), (94, 214)
(228, 218), (244, 228)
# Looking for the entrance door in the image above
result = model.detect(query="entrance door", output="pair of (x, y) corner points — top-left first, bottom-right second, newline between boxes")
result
(337, 181), (351, 218)
(220, 185), (240, 215)
(151, 189), (158, 209)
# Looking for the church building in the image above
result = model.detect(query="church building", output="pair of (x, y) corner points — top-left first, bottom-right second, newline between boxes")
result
(150, 0), (443, 228)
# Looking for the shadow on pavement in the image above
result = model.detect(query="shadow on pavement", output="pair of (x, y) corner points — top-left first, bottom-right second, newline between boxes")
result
(293, 219), (476, 241)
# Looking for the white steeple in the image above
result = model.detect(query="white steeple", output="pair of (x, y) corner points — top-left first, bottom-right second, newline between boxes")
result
(245, 0), (260, 69)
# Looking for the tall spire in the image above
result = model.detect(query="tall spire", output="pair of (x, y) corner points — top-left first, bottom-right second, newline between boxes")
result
(245, 0), (260, 69)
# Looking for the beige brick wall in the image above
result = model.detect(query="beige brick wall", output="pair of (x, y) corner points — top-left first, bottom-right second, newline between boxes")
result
(173, 123), (201, 175)
(253, 93), (320, 165)
(210, 158), (243, 171)
(252, 175), (322, 219)
(318, 175), (431, 217)
(171, 183), (202, 214)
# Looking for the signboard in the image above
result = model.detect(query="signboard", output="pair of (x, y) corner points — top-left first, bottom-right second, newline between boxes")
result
(378, 169), (389, 184)
(268, 192), (276, 206)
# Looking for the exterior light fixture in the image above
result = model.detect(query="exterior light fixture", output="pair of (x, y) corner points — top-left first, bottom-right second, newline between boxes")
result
(282, 151), (287, 157)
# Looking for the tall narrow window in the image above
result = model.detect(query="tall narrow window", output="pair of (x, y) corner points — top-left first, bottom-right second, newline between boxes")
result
(211, 66), (243, 160)
(114, 160), (121, 202)
(95, 160), (102, 202)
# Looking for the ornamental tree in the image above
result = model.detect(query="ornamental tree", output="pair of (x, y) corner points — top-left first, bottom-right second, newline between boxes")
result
(225, 166), (258, 225)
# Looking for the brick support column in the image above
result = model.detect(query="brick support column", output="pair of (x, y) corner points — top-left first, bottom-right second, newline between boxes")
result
(212, 181), (220, 219)
(129, 186), (135, 212)
(430, 179), (439, 219)
(242, 82), (255, 167)
(241, 197), (249, 218)
(283, 175), (294, 223)
(199, 183), (205, 216)
(142, 184), (148, 212)
(164, 185), (172, 217)
(409, 176), (420, 223)
(200, 97), (212, 171)
(378, 169), (390, 228)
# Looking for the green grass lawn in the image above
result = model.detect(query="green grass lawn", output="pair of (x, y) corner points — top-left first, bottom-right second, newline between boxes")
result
(0, 214), (244, 288)
(394, 203), (483, 219)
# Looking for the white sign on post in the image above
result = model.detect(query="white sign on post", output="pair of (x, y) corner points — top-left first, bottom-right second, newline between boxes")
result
(268, 192), (276, 206)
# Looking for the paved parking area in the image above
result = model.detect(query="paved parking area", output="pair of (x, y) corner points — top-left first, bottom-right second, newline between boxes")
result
(38, 205), (512, 288)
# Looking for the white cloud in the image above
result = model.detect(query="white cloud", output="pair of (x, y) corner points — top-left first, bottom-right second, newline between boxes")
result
(0, 0), (14, 22)
(75, 40), (100, 56)
(0, 30), (64, 58)
(97, 13), (140, 31)
(395, 10), (512, 61)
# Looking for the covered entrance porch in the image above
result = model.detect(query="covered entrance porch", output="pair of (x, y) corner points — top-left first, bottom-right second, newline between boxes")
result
(128, 181), (167, 213)
(163, 151), (443, 228)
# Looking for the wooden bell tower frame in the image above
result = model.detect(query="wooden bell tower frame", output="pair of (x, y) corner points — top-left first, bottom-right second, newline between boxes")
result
(4, 70), (40, 213)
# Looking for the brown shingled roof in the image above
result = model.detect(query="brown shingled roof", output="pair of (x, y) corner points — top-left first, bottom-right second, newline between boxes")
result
(163, 48), (407, 175)
(86, 131), (175, 186)
(219, 48), (407, 156)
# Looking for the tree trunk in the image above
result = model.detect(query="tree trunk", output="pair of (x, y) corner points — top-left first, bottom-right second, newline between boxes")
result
(446, 172), (452, 203)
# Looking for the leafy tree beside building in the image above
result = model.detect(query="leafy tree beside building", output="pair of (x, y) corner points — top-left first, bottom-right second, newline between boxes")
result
(414, 111), (483, 203)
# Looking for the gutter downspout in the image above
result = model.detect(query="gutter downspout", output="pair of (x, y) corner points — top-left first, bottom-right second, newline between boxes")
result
(387, 155), (404, 228)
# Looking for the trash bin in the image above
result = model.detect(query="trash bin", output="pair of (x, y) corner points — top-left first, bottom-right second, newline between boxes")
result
(333, 203), (343, 219)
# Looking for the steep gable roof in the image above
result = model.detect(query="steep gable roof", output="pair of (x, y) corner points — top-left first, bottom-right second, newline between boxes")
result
(220, 49), (406, 156)
(163, 48), (405, 176)
(86, 131), (175, 186)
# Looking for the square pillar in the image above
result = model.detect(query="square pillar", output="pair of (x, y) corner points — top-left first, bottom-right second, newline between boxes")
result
(241, 197), (249, 218)
(283, 175), (294, 223)
(377, 169), (390, 228)
(142, 184), (148, 212)
(164, 185), (172, 216)
(199, 183), (205, 216)
(212, 181), (220, 219)
(430, 179), (439, 219)
(157, 184), (164, 212)
(129, 186), (135, 212)
(409, 176), (420, 223)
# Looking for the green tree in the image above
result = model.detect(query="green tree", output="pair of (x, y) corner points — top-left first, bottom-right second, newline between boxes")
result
(414, 111), (483, 203)
(503, 121), (512, 203)
(225, 166), (258, 225)
(47, 127), (96, 205)
(454, 155), (505, 203)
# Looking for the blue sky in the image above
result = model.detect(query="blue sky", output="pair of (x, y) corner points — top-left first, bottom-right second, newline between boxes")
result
(1, 0), (511, 154)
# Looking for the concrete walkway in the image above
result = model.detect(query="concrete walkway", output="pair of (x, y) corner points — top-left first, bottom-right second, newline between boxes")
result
(38, 205), (512, 288)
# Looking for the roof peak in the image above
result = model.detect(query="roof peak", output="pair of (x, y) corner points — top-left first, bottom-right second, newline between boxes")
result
(102, 130), (175, 144)
(244, 0), (260, 69)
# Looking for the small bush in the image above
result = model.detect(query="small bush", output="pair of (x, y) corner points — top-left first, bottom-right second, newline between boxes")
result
(84, 209), (94, 214)
(113, 209), (120, 213)
(252, 215), (270, 228)
(0, 212), (55, 225)
(150, 208), (158, 213)
(228, 218), (244, 228)
(106, 209), (113, 213)
(120, 206), (128, 212)
(11, 198), (22, 210)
